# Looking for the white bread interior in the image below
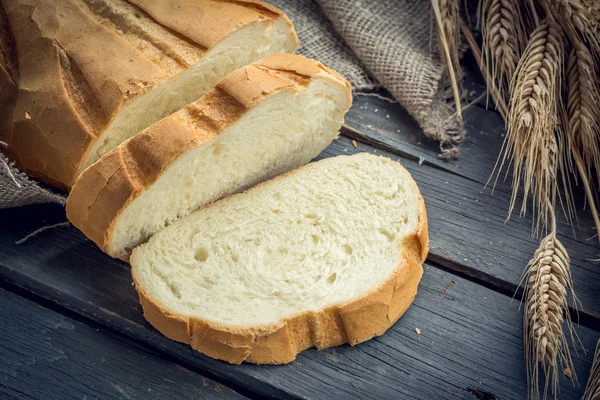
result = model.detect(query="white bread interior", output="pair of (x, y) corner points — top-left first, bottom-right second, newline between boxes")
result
(80, 17), (296, 171)
(111, 80), (346, 258)
(131, 153), (428, 364)
(67, 54), (352, 260)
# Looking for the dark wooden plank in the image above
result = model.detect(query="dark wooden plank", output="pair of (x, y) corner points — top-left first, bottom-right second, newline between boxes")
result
(345, 88), (508, 183)
(342, 99), (600, 325)
(0, 288), (246, 400)
(346, 58), (501, 182)
(0, 204), (597, 399)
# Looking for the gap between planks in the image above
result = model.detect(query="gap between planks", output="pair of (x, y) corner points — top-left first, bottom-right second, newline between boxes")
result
(0, 278), (281, 400)
(341, 124), (484, 185)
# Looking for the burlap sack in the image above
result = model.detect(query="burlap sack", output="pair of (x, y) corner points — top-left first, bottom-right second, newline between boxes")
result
(315, 0), (465, 149)
(0, 151), (65, 208)
(0, 0), (463, 209)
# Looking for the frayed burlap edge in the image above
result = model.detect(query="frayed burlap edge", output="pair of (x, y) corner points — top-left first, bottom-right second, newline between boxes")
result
(1, 148), (65, 209)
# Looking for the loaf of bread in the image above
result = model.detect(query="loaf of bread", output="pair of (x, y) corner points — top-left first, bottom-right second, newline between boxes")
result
(131, 153), (429, 364)
(0, 60), (15, 141)
(66, 54), (352, 260)
(0, 13), (16, 140)
(0, 0), (297, 189)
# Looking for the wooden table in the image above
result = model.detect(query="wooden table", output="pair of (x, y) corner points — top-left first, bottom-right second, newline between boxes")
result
(1, 86), (599, 399)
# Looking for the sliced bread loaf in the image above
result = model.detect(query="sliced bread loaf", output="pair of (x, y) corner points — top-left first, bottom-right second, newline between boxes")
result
(131, 153), (429, 364)
(1, 0), (297, 189)
(66, 54), (352, 260)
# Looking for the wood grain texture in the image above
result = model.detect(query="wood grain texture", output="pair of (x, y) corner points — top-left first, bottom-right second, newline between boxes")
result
(0, 201), (597, 399)
(342, 95), (600, 327)
(0, 288), (246, 400)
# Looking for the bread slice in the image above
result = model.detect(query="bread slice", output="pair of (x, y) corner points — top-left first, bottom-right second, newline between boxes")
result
(131, 153), (429, 364)
(66, 54), (352, 260)
(1, 0), (297, 189)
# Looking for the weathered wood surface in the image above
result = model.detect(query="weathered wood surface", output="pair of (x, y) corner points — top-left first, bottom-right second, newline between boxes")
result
(342, 95), (600, 327)
(1, 89), (599, 399)
(0, 287), (246, 400)
(0, 201), (597, 399)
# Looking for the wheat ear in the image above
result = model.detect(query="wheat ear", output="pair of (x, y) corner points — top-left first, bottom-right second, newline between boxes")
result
(524, 206), (577, 400)
(583, 340), (600, 400)
(431, 0), (463, 118)
(565, 42), (600, 237)
(480, 0), (525, 97)
(551, 0), (600, 52)
(498, 20), (563, 233)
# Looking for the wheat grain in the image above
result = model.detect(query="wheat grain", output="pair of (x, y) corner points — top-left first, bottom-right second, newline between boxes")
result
(565, 42), (600, 236)
(497, 20), (563, 233)
(481, 0), (525, 97)
(551, 0), (600, 52)
(583, 340), (600, 400)
(581, 0), (600, 20)
(554, 0), (588, 31)
(566, 43), (600, 178)
(524, 229), (576, 399)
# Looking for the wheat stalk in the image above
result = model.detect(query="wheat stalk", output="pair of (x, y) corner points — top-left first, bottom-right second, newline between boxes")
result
(565, 41), (600, 236)
(431, 0), (463, 119)
(481, 0), (525, 97)
(523, 207), (577, 399)
(460, 19), (509, 120)
(497, 20), (563, 233)
(583, 340), (600, 400)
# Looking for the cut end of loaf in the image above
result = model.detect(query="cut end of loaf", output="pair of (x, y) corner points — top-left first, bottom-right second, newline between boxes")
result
(79, 8), (299, 173)
(3, 0), (298, 189)
(131, 153), (428, 364)
(67, 53), (352, 260)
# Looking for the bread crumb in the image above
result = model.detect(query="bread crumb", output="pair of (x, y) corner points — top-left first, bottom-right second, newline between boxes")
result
(415, 328), (421, 335)
(563, 368), (572, 378)
(25, 112), (31, 120)
(418, 157), (424, 166)
(441, 281), (455, 294)
(386, 114), (390, 118)
(352, 140), (357, 148)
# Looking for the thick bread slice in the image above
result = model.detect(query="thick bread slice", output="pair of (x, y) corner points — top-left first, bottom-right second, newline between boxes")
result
(131, 154), (429, 364)
(66, 54), (352, 260)
(1, 0), (297, 190)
